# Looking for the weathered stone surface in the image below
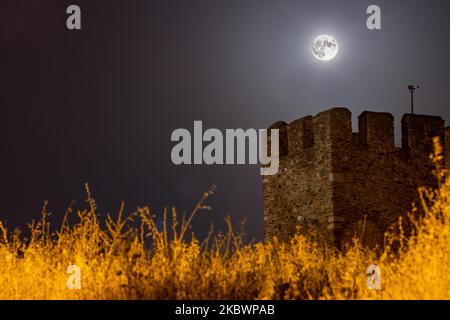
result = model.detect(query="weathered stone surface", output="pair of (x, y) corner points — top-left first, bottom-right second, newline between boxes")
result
(263, 108), (448, 248)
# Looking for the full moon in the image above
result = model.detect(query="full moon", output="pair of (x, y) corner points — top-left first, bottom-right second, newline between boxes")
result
(312, 35), (339, 61)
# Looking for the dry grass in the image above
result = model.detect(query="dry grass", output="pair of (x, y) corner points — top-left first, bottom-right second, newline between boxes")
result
(0, 138), (450, 300)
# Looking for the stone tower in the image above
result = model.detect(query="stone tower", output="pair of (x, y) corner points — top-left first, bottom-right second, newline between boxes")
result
(263, 108), (449, 247)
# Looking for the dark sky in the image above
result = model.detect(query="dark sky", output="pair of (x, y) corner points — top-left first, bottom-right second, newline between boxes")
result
(1, 0), (449, 241)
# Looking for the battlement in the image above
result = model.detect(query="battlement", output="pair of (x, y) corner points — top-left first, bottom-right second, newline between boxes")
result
(268, 108), (445, 160)
(263, 108), (447, 247)
(402, 113), (445, 156)
(358, 111), (395, 152)
(268, 121), (289, 158)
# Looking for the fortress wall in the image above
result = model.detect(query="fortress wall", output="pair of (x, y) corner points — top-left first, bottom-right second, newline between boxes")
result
(402, 114), (445, 158)
(263, 108), (446, 247)
(332, 148), (426, 248)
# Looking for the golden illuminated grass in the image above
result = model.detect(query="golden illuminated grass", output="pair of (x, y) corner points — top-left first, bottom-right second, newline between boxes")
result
(1, 138), (450, 300)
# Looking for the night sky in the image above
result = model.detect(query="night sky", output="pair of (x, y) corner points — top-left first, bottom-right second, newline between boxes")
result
(1, 0), (450, 241)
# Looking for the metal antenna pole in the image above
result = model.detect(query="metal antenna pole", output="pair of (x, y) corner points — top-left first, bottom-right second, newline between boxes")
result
(408, 85), (419, 114)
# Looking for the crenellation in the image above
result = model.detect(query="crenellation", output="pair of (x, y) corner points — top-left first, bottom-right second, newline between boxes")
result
(358, 111), (395, 152)
(288, 116), (314, 156)
(314, 108), (352, 151)
(401, 114), (445, 157)
(269, 121), (289, 158)
(263, 108), (446, 248)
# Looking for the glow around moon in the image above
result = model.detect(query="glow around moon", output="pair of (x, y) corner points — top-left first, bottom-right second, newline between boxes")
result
(312, 35), (339, 61)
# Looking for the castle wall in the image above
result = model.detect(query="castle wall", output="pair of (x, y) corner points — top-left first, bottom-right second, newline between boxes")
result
(263, 108), (445, 247)
(263, 108), (349, 242)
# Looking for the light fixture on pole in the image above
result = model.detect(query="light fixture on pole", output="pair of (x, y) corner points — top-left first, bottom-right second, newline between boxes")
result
(408, 85), (419, 114)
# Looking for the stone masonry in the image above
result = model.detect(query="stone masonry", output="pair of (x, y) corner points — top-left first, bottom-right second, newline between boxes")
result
(263, 108), (450, 248)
